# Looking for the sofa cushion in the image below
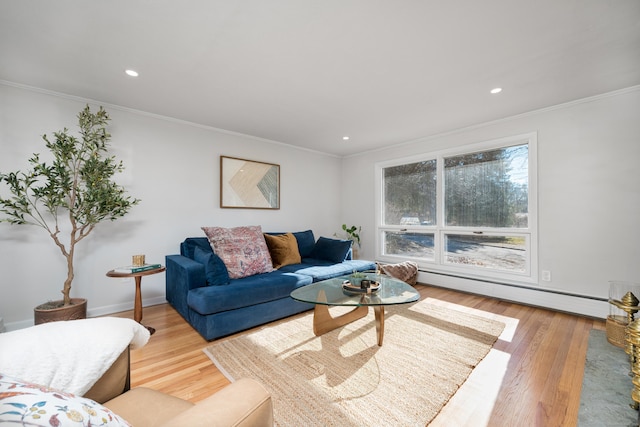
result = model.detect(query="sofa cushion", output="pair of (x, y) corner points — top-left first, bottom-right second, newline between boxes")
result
(310, 236), (352, 263)
(194, 246), (230, 286)
(202, 226), (273, 279)
(0, 373), (131, 426)
(279, 259), (377, 281)
(187, 271), (313, 315)
(292, 230), (315, 258)
(263, 233), (302, 269)
(180, 237), (212, 260)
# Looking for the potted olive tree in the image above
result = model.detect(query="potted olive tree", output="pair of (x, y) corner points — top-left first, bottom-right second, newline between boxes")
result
(0, 105), (139, 324)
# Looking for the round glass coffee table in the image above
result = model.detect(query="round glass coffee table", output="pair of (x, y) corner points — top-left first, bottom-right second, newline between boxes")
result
(290, 273), (419, 346)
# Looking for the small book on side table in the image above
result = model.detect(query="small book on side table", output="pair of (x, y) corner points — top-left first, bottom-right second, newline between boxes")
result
(114, 263), (162, 274)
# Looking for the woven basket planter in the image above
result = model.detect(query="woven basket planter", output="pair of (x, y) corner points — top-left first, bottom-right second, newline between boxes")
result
(34, 298), (87, 325)
(606, 314), (628, 348)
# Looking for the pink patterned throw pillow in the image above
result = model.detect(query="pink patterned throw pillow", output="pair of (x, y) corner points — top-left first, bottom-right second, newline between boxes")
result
(202, 226), (274, 279)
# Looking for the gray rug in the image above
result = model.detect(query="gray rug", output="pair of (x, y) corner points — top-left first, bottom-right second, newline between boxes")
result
(579, 329), (638, 426)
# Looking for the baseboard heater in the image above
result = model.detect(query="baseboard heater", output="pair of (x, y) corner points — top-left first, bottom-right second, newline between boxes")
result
(416, 269), (608, 319)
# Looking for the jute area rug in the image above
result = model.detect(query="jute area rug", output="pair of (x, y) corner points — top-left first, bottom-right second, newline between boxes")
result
(204, 299), (505, 426)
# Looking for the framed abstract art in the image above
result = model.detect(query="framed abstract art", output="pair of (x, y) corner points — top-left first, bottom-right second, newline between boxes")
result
(220, 156), (280, 209)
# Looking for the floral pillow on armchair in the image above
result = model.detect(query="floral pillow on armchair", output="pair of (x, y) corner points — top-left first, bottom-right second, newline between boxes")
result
(0, 373), (130, 426)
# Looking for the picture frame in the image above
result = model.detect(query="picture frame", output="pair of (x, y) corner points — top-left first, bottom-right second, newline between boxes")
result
(220, 156), (280, 209)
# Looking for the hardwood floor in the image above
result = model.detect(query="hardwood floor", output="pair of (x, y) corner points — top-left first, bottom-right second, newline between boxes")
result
(110, 284), (604, 426)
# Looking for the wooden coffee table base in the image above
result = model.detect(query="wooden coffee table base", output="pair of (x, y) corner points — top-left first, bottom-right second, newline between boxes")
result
(292, 280), (419, 348)
(312, 303), (386, 346)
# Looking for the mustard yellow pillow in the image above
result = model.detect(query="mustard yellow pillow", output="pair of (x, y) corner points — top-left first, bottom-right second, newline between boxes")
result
(263, 233), (302, 269)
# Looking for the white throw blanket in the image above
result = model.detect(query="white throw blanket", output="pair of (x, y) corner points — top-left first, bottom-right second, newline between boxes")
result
(0, 317), (150, 395)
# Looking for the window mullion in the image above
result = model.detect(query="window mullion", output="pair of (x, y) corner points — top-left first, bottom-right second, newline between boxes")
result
(436, 155), (445, 265)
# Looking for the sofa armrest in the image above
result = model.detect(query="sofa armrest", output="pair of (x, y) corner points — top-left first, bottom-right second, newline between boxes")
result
(345, 247), (353, 260)
(161, 378), (273, 427)
(165, 254), (206, 318)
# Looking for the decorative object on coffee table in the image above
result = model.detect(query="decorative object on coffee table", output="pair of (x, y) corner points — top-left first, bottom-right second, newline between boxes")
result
(106, 264), (165, 334)
(341, 279), (380, 295)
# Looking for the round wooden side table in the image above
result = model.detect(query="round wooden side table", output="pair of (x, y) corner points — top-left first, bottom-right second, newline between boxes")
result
(106, 266), (166, 334)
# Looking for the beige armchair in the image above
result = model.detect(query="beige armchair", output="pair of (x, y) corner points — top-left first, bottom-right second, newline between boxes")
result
(0, 318), (273, 426)
(84, 349), (273, 427)
(103, 378), (273, 427)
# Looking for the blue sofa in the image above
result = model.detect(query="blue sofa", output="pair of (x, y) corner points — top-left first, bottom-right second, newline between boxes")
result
(165, 230), (376, 340)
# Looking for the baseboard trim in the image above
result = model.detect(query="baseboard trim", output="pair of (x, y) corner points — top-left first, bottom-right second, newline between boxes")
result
(419, 271), (608, 319)
(3, 296), (168, 332)
(88, 296), (167, 319)
(6, 275), (607, 331)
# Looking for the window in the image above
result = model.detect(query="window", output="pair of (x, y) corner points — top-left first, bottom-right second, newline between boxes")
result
(376, 133), (537, 283)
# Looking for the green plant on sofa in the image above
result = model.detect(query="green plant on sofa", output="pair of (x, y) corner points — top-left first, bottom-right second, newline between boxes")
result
(336, 224), (361, 248)
(0, 105), (139, 310)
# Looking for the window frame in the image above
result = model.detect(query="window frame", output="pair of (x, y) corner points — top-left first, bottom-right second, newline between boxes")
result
(375, 132), (538, 285)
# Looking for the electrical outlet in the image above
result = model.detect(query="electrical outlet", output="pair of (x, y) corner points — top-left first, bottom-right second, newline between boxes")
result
(542, 270), (551, 282)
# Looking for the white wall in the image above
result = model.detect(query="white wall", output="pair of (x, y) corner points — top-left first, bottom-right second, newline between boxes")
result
(2, 83), (638, 327)
(342, 87), (640, 318)
(0, 83), (343, 329)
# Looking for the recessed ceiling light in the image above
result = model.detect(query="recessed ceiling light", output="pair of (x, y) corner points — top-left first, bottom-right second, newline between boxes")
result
(125, 69), (139, 77)
(490, 87), (502, 94)
(343, 136), (350, 141)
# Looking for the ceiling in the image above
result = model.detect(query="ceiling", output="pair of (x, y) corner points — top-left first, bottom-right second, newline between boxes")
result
(1, 1), (639, 157)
